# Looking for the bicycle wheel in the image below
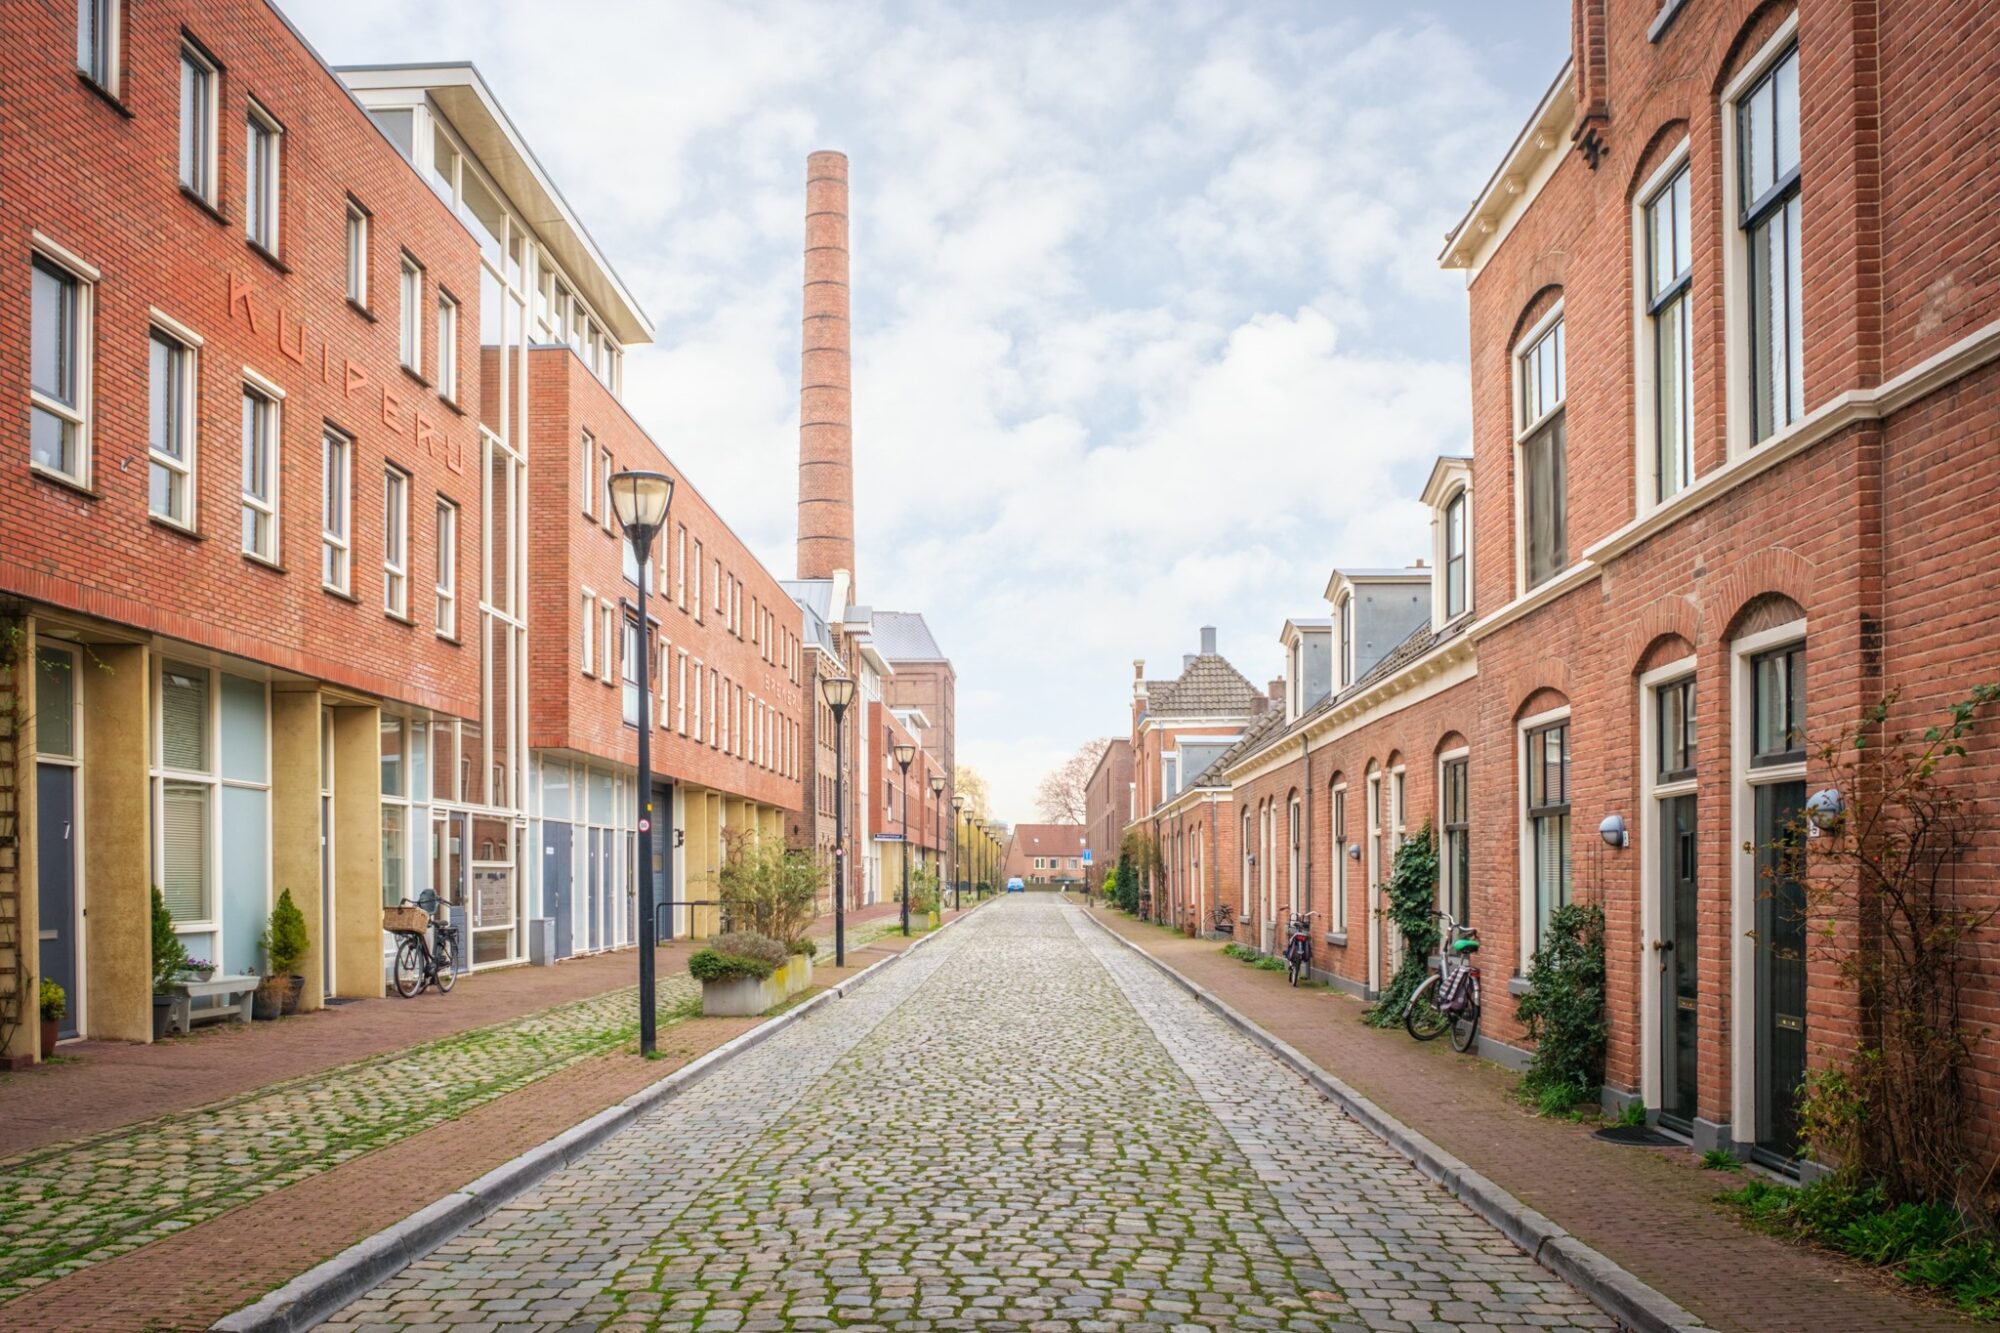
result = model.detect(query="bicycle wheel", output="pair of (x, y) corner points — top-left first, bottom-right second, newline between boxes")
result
(1450, 998), (1482, 1053)
(1287, 953), (1302, 987)
(433, 934), (457, 992)
(393, 936), (427, 997)
(1403, 974), (1450, 1041)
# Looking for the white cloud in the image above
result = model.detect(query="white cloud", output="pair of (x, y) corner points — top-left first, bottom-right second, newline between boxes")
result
(286, 0), (1569, 821)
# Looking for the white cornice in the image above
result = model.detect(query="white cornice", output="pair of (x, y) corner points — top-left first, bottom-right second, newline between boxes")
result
(1440, 61), (1575, 281)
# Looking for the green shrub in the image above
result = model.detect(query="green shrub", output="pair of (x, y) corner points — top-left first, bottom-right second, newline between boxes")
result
(789, 936), (819, 957)
(688, 930), (785, 984)
(38, 976), (66, 1023)
(1513, 901), (1607, 1109)
(1700, 1148), (1741, 1172)
(708, 931), (786, 969)
(1610, 1100), (1647, 1129)
(717, 834), (821, 951)
(150, 887), (190, 995)
(1837, 1202), (1962, 1266)
(262, 887), (311, 976)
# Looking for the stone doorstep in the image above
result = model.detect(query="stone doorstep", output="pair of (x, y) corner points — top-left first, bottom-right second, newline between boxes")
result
(208, 894), (995, 1333)
(1075, 908), (1709, 1333)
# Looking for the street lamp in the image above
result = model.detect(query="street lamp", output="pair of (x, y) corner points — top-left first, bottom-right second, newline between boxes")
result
(894, 742), (916, 935)
(819, 674), (856, 967)
(928, 774), (945, 916)
(606, 469), (674, 1057)
(952, 794), (967, 910)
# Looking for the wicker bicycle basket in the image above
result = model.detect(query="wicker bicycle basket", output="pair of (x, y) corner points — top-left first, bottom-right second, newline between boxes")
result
(382, 905), (431, 934)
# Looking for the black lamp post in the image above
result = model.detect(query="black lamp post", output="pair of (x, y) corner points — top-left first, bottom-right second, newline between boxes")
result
(819, 674), (855, 967)
(952, 794), (967, 910)
(928, 774), (945, 914)
(894, 742), (915, 935)
(607, 469), (674, 1057)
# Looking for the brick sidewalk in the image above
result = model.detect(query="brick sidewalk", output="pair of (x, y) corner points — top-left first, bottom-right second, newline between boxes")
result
(1092, 907), (1971, 1333)
(0, 899), (909, 1158)
(0, 912), (947, 1333)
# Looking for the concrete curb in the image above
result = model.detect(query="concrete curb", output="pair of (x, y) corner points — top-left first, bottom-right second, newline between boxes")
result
(210, 900), (992, 1333)
(1077, 910), (1708, 1333)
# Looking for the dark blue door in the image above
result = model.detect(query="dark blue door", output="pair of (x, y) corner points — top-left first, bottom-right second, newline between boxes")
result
(37, 764), (77, 1039)
(586, 829), (603, 952)
(652, 783), (674, 941)
(546, 822), (574, 959)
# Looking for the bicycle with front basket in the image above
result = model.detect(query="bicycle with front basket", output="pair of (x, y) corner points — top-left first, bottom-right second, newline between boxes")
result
(1402, 908), (1481, 1052)
(384, 891), (457, 998)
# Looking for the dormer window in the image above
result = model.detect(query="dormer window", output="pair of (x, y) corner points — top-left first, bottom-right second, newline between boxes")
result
(1444, 490), (1468, 619)
(1337, 592), (1353, 686)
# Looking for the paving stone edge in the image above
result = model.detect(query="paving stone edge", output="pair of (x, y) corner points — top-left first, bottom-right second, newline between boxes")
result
(1077, 909), (1710, 1333)
(208, 900), (991, 1333)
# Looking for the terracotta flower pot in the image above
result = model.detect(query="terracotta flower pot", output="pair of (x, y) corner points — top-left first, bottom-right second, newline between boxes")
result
(40, 1019), (58, 1058)
(282, 974), (305, 1015)
(252, 980), (285, 1021)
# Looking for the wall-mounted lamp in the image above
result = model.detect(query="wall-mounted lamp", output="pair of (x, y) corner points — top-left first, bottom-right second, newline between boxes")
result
(1346, 842), (1362, 861)
(1599, 814), (1629, 849)
(1806, 788), (1845, 836)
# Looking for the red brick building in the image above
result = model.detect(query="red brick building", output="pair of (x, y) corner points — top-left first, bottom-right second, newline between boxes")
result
(1082, 737), (1132, 893)
(1002, 824), (1085, 886)
(1121, 0), (2000, 1173)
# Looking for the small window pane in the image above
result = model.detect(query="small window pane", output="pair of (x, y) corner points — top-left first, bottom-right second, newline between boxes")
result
(160, 662), (210, 772)
(36, 648), (76, 759)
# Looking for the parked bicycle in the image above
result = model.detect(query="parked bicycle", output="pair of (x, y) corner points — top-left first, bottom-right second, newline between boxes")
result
(385, 892), (457, 998)
(1283, 910), (1319, 987)
(1403, 909), (1481, 1051)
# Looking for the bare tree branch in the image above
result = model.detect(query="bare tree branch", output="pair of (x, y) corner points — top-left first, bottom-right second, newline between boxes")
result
(1034, 738), (1111, 825)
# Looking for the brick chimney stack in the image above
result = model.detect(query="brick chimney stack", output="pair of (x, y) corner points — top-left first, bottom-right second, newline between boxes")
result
(798, 151), (855, 586)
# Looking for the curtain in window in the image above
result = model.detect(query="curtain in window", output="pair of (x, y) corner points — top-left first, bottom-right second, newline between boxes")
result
(161, 665), (210, 771)
(161, 780), (210, 924)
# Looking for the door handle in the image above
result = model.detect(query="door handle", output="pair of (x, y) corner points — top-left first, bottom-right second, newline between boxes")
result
(1652, 938), (1674, 952)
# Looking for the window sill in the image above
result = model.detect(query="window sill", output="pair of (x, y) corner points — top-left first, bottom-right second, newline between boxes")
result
(346, 298), (377, 324)
(180, 186), (229, 227)
(435, 629), (460, 645)
(1648, 0), (1689, 42)
(322, 583), (360, 604)
(438, 394), (466, 416)
(246, 238), (289, 275)
(1323, 931), (1348, 948)
(384, 608), (414, 627)
(1508, 974), (1534, 997)
(78, 71), (133, 118)
(400, 364), (430, 390)
(149, 514), (203, 541)
(243, 550), (285, 574)
(29, 464), (98, 500)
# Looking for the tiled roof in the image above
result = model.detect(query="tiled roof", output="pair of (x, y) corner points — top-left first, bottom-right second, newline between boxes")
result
(1189, 706), (1289, 786)
(1149, 654), (1267, 718)
(1008, 823), (1085, 857)
(870, 610), (946, 662)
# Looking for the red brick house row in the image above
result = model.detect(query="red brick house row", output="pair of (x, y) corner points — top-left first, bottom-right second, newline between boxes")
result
(1132, 0), (2000, 1172)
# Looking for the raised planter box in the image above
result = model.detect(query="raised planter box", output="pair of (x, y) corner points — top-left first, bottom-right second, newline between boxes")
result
(701, 972), (782, 1017)
(780, 952), (814, 998)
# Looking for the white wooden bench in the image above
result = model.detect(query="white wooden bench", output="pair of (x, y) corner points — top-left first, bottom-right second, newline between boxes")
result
(168, 973), (260, 1035)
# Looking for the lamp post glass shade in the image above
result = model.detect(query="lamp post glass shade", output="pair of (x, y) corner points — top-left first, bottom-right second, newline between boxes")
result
(607, 470), (674, 541)
(894, 743), (916, 768)
(819, 674), (856, 711)
(952, 795), (966, 812)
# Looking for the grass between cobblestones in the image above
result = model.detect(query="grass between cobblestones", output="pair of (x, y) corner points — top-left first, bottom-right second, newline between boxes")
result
(0, 918), (904, 1306)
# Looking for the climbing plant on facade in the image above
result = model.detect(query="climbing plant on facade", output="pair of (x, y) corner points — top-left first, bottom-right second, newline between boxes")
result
(1364, 821), (1440, 1028)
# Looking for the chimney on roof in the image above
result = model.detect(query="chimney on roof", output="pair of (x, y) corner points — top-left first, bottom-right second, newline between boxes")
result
(1268, 678), (1285, 703)
(1133, 659), (1144, 680)
(1413, 558), (1427, 568)
(1183, 654), (1197, 671)
(798, 151), (855, 589)
(1200, 625), (1217, 655)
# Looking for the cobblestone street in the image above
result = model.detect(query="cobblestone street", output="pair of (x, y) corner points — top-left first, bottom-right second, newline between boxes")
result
(323, 896), (1610, 1331)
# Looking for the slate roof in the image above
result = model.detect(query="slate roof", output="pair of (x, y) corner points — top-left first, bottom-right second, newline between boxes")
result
(781, 580), (841, 657)
(1148, 654), (1267, 718)
(870, 610), (946, 662)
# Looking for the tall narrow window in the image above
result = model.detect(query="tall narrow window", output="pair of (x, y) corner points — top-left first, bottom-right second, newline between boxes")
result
(692, 540), (704, 622)
(382, 465), (409, 617)
(601, 601), (615, 689)
(600, 447), (615, 530)
(148, 330), (195, 526)
(621, 617), (640, 726)
(436, 292), (458, 401)
(579, 591), (595, 676)
(77, 0), (119, 90)
(321, 426), (351, 592)
(1751, 644), (1806, 766)
(344, 201), (369, 305)
(398, 257), (422, 373)
(1444, 490), (1468, 619)
(1740, 46), (1803, 443)
(240, 385), (278, 560)
(1526, 721), (1572, 950)
(1517, 315), (1567, 589)
(1331, 785), (1347, 929)
(1441, 758), (1470, 924)
(1337, 592), (1352, 685)
(1647, 166), (1693, 498)
(579, 431), (594, 517)
(1659, 677), (1696, 781)
(434, 498), (458, 637)
(31, 253), (90, 483)
(179, 47), (217, 201)
(244, 104), (282, 252)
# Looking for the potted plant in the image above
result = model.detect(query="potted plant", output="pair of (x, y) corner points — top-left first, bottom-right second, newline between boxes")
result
(688, 931), (787, 1017)
(150, 887), (189, 1040)
(38, 977), (65, 1058)
(184, 957), (216, 983)
(261, 888), (310, 1015)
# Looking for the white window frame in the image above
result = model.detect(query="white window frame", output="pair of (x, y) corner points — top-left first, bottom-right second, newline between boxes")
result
(436, 291), (458, 402)
(179, 44), (218, 203)
(1440, 486), (1471, 623)
(77, 0), (121, 93)
(601, 447), (615, 533)
(1366, 768), (1383, 990)
(382, 463), (410, 618)
(1287, 794), (1302, 919)
(435, 496), (458, 638)
(147, 316), (201, 530)
(239, 369), (283, 565)
(1330, 780), (1348, 937)
(691, 657), (705, 739)
(1634, 144), (1694, 510)
(153, 659), (219, 930)
(29, 237), (98, 488)
(676, 649), (688, 734)
(620, 614), (640, 726)
(1637, 656), (1697, 1111)
(580, 430), (595, 517)
(579, 587), (596, 676)
(658, 635), (671, 728)
(398, 255), (423, 374)
(344, 199), (369, 306)
(321, 424), (352, 593)
(600, 599), (616, 688)
(244, 101), (283, 254)
(1336, 591), (1353, 686)
(1517, 705), (1573, 973)
(1728, 618), (1808, 1139)
(1437, 748), (1471, 923)
(1720, 14), (1803, 458)
(1514, 303), (1568, 594)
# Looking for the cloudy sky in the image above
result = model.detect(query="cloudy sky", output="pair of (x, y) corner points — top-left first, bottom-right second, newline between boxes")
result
(289, 0), (1569, 823)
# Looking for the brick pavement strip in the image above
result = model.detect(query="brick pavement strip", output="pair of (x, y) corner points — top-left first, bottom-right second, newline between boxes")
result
(315, 894), (1612, 1331)
(1088, 908), (1973, 1333)
(0, 917), (912, 1309)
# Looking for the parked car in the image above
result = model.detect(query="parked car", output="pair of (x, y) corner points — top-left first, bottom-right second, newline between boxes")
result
(1006, 877), (1026, 893)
